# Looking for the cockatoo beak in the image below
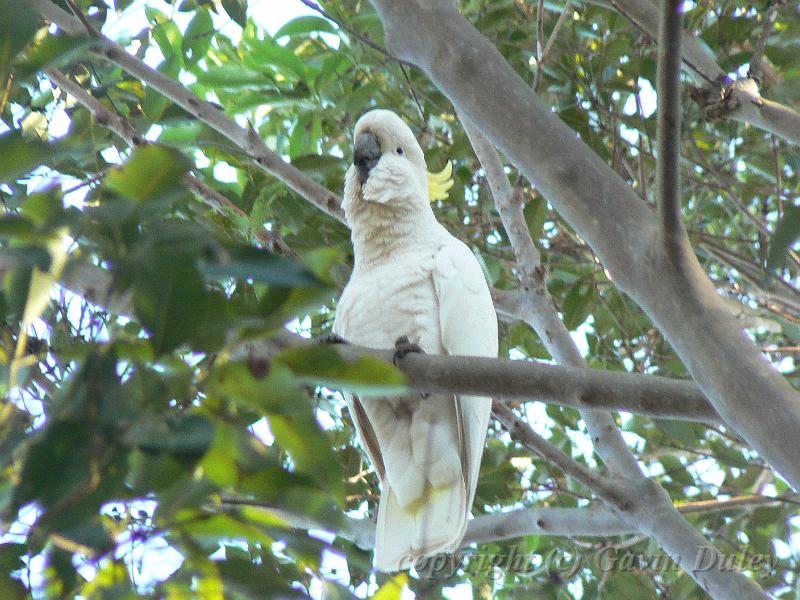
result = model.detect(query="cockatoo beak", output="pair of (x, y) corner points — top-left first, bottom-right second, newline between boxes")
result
(354, 131), (381, 184)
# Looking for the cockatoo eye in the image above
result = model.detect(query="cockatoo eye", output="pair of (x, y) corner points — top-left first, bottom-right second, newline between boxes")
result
(396, 147), (403, 155)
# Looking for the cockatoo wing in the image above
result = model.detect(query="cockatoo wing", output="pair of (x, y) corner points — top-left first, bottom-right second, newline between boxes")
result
(432, 238), (498, 510)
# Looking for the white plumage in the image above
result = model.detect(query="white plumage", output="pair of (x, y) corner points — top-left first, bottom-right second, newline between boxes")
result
(333, 110), (498, 571)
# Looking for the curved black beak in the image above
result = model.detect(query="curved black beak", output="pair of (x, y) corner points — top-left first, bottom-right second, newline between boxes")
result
(353, 131), (381, 184)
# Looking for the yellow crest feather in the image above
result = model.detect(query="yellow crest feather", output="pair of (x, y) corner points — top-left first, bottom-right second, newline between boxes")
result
(427, 161), (453, 203)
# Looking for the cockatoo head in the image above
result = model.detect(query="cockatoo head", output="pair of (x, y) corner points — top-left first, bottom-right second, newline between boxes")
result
(343, 109), (429, 213)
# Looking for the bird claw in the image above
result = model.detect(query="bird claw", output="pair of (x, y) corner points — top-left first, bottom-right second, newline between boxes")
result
(393, 335), (424, 366)
(317, 332), (348, 345)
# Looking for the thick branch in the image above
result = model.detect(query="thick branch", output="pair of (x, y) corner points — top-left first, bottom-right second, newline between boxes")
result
(656, 0), (687, 256)
(726, 81), (800, 146)
(245, 330), (721, 424)
(458, 116), (767, 598)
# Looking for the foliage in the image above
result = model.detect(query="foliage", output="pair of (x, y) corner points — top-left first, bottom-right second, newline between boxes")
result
(0, 0), (798, 598)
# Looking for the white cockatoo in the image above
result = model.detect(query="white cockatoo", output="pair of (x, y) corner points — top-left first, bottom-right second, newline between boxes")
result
(333, 109), (498, 571)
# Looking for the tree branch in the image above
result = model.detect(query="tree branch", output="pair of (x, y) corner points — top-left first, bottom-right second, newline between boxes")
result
(492, 402), (768, 599)
(220, 491), (797, 550)
(747, 1), (780, 82)
(602, 0), (800, 145)
(605, 0), (724, 83)
(491, 402), (631, 506)
(235, 329), (720, 423)
(533, 0), (546, 92)
(540, 0), (573, 72)
(0, 243), (724, 424)
(656, 0), (688, 257)
(726, 82), (800, 146)
(0, 251), (721, 424)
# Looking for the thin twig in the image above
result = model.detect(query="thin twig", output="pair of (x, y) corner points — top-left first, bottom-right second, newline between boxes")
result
(399, 63), (425, 126)
(656, 0), (686, 256)
(748, 1), (780, 81)
(772, 135), (783, 216)
(64, 0), (101, 37)
(541, 0), (573, 64)
(298, 0), (414, 67)
(491, 401), (631, 507)
(0, 74), (14, 116)
(533, 0), (546, 92)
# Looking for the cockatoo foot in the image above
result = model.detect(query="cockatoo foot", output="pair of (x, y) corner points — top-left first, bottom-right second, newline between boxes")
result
(317, 332), (348, 345)
(393, 335), (424, 365)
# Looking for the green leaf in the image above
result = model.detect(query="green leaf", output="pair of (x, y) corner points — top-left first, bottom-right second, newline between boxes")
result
(269, 411), (344, 499)
(0, 215), (36, 238)
(141, 54), (181, 120)
(767, 204), (800, 273)
(654, 419), (702, 446)
(0, 2), (40, 78)
(248, 36), (307, 81)
(269, 191), (307, 235)
(0, 130), (67, 185)
(221, 0), (247, 28)
(183, 8), (214, 67)
(132, 253), (209, 354)
(146, 6), (183, 66)
(215, 556), (294, 598)
(523, 196), (548, 242)
(126, 413), (214, 459)
(371, 574), (408, 600)
(199, 244), (320, 287)
(210, 361), (309, 416)
(106, 144), (191, 203)
(16, 419), (95, 509)
(0, 543), (25, 574)
(277, 345), (407, 395)
(194, 64), (268, 88)
(562, 279), (594, 330)
(273, 16), (338, 40)
(13, 32), (94, 81)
